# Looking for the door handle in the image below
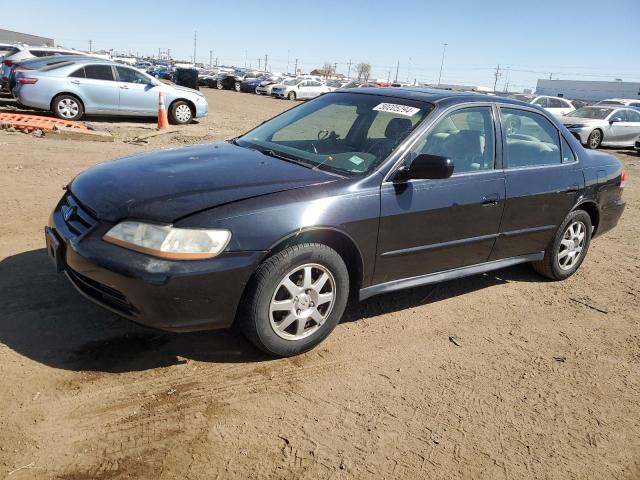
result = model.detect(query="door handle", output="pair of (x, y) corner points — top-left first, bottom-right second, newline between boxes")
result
(482, 193), (500, 206)
(120, 85), (129, 89)
(70, 80), (81, 85)
(565, 184), (580, 193)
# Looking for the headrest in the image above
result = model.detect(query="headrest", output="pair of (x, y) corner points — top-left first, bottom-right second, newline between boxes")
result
(385, 117), (413, 140)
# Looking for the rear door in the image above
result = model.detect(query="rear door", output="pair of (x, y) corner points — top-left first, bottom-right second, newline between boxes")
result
(72, 64), (119, 114)
(115, 66), (158, 115)
(489, 106), (584, 260)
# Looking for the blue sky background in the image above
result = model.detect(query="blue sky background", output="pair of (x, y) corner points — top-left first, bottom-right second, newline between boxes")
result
(4, 0), (639, 91)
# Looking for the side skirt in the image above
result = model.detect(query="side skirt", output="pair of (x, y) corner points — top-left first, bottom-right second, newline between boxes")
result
(359, 253), (544, 301)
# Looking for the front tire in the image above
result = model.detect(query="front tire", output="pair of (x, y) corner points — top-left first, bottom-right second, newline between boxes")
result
(239, 243), (349, 357)
(587, 129), (602, 149)
(234, 81), (241, 92)
(532, 209), (592, 280)
(52, 94), (84, 121)
(288, 91), (296, 101)
(169, 101), (193, 124)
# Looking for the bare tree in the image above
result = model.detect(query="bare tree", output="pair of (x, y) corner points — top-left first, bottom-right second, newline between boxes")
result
(356, 63), (371, 82)
(320, 62), (335, 79)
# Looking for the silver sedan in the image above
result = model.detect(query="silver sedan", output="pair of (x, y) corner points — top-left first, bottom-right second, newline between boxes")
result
(561, 106), (640, 149)
(14, 59), (208, 123)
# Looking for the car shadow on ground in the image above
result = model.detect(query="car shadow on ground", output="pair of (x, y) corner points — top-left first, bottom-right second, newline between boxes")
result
(0, 248), (542, 373)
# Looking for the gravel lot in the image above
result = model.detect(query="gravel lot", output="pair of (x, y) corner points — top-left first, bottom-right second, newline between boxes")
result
(0, 88), (639, 480)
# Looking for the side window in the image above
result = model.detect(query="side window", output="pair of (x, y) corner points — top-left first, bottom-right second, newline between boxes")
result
(562, 99), (572, 108)
(625, 109), (640, 122)
(560, 136), (576, 164)
(501, 108), (561, 168)
(84, 65), (115, 81)
(29, 50), (50, 58)
(612, 110), (628, 122)
(69, 67), (85, 78)
(311, 81), (322, 87)
(548, 98), (564, 108)
(629, 102), (640, 108)
(116, 66), (149, 84)
(413, 106), (496, 174)
(532, 97), (548, 107)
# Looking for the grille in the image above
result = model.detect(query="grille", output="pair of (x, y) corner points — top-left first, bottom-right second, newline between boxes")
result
(66, 268), (136, 316)
(60, 193), (97, 237)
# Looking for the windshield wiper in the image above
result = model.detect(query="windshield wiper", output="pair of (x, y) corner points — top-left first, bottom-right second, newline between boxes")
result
(257, 148), (312, 168)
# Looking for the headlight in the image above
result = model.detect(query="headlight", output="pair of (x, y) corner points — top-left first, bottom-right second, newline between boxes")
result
(103, 221), (231, 260)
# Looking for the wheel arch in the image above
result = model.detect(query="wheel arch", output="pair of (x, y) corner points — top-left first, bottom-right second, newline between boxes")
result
(574, 200), (600, 235)
(266, 227), (365, 294)
(169, 98), (196, 116)
(50, 92), (85, 112)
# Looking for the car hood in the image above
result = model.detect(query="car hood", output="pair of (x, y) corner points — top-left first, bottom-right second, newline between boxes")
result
(166, 84), (201, 95)
(560, 116), (606, 126)
(69, 142), (336, 223)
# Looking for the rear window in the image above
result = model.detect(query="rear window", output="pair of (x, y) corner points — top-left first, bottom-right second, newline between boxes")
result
(0, 47), (18, 57)
(84, 64), (114, 81)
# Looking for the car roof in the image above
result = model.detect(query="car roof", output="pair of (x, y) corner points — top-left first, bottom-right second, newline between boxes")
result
(344, 87), (534, 107)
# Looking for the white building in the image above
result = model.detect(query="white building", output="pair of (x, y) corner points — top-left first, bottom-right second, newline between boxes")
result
(536, 79), (640, 101)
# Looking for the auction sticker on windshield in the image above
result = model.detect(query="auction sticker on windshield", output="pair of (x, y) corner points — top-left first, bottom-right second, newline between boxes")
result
(373, 103), (420, 116)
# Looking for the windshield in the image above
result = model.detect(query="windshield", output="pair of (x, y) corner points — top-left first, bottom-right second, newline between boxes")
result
(283, 79), (300, 86)
(566, 107), (614, 119)
(236, 92), (433, 176)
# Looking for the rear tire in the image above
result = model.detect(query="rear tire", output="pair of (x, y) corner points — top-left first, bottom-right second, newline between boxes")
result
(532, 209), (592, 280)
(238, 243), (349, 357)
(234, 81), (241, 92)
(52, 94), (84, 121)
(288, 91), (296, 101)
(586, 129), (602, 149)
(169, 101), (193, 124)
(216, 81), (223, 90)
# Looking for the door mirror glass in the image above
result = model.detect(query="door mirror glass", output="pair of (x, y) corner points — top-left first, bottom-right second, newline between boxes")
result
(609, 116), (622, 123)
(399, 154), (454, 180)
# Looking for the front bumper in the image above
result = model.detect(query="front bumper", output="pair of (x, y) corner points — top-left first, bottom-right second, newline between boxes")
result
(271, 90), (287, 98)
(47, 195), (264, 332)
(566, 127), (591, 145)
(194, 96), (208, 118)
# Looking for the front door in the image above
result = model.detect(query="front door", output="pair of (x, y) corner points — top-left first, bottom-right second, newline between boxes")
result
(115, 66), (158, 115)
(374, 105), (506, 285)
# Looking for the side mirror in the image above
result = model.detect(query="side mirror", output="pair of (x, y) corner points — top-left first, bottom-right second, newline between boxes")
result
(609, 117), (622, 124)
(395, 154), (454, 181)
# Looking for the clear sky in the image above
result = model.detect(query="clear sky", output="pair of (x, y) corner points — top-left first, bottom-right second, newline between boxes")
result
(4, 0), (639, 91)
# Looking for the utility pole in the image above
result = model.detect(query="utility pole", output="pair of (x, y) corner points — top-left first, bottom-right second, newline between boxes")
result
(347, 59), (352, 80)
(158, 48), (161, 60)
(264, 54), (268, 72)
(167, 48), (171, 60)
(394, 60), (400, 83)
(89, 40), (92, 52)
(387, 71), (391, 83)
(333, 62), (337, 77)
(294, 58), (298, 75)
(407, 57), (412, 83)
(245, 50), (248, 68)
(258, 58), (261, 70)
(493, 64), (502, 92)
(437, 42), (447, 86)
(549, 72), (553, 80)
(286, 49), (290, 74)
(193, 31), (197, 66)
(503, 68), (510, 92)
(209, 50), (212, 68)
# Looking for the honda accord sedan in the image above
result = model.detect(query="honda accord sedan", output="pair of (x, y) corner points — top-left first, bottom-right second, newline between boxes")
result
(45, 89), (626, 357)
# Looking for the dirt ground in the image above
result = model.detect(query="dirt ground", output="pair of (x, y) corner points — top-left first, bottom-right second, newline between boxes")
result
(0, 88), (639, 480)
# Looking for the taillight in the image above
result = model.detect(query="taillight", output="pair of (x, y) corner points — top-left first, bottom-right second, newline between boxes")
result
(17, 77), (38, 85)
(620, 169), (626, 191)
(3, 59), (13, 66)
(15, 66), (29, 71)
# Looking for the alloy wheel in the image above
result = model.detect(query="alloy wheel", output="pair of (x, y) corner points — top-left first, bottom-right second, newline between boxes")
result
(269, 263), (336, 340)
(589, 130), (601, 149)
(558, 221), (586, 270)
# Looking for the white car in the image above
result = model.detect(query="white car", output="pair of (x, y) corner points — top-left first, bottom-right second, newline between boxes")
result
(271, 78), (330, 100)
(1, 46), (86, 89)
(596, 98), (640, 108)
(256, 76), (289, 95)
(530, 95), (575, 116)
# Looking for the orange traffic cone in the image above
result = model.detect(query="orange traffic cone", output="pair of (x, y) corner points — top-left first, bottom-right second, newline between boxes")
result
(157, 91), (169, 129)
